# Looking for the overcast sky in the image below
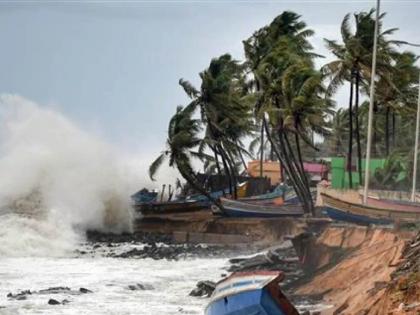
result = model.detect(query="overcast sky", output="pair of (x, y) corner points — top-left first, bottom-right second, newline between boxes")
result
(2, 0), (420, 164)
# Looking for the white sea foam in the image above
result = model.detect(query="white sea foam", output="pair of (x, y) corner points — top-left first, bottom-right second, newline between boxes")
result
(0, 94), (142, 256)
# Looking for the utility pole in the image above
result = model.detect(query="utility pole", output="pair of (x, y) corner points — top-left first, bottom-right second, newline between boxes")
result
(411, 71), (420, 202)
(363, 0), (381, 204)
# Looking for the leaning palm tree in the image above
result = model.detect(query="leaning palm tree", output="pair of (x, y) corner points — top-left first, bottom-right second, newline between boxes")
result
(243, 11), (319, 178)
(179, 54), (254, 198)
(251, 36), (329, 214)
(149, 105), (222, 208)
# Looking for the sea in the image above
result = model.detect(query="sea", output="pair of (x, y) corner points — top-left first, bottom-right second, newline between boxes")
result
(0, 250), (228, 315)
(0, 94), (328, 315)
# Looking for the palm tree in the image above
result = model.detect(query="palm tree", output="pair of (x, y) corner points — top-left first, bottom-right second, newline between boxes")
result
(329, 108), (349, 156)
(323, 9), (401, 187)
(375, 51), (419, 155)
(179, 54), (254, 198)
(244, 12), (323, 216)
(243, 11), (319, 180)
(149, 105), (222, 208)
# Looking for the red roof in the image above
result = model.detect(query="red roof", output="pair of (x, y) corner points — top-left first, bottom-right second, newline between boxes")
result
(303, 162), (328, 174)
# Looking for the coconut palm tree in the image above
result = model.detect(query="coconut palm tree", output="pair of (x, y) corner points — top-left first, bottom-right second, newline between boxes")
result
(243, 12), (329, 215)
(328, 108), (349, 156)
(149, 105), (222, 207)
(243, 11), (319, 178)
(374, 51), (419, 155)
(179, 54), (254, 198)
(323, 9), (402, 187)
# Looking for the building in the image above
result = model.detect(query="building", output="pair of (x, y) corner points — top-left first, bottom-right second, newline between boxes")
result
(247, 160), (282, 185)
(247, 160), (329, 186)
(331, 157), (384, 189)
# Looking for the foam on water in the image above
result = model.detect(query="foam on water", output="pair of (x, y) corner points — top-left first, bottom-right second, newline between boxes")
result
(0, 94), (142, 257)
(0, 255), (228, 315)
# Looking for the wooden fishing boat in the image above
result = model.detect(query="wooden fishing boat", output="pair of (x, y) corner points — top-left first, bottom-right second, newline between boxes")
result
(321, 192), (420, 225)
(240, 184), (286, 205)
(205, 271), (299, 315)
(188, 183), (282, 205)
(135, 199), (208, 216)
(284, 187), (317, 204)
(218, 197), (303, 218)
(366, 196), (420, 212)
(130, 189), (158, 204)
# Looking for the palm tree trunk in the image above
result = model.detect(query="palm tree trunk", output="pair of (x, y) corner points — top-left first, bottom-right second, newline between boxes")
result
(373, 102), (378, 157)
(348, 78), (354, 189)
(392, 110), (396, 149)
(355, 70), (362, 185)
(260, 120), (264, 177)
(222, 147), (238, 199)
(294, 121), (306, 177)
(236, 141), (248, 171)
(385, 106), (390, 156)
(212, 148), (225, 197)
(218, 145), (233, 196)
(284, 131), (314, 210)
(293, 127), (313, 209)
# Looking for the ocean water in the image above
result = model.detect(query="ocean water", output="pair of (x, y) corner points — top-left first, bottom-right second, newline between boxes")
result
(0, 252), (227, 315)
(0, 94), (226, 315)
(0, 95), (330, 314)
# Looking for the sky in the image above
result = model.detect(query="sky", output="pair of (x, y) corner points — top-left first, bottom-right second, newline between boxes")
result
(2, 0), (420, 168)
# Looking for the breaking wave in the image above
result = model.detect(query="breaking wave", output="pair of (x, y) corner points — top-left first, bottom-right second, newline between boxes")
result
(0, 94), (138, 256)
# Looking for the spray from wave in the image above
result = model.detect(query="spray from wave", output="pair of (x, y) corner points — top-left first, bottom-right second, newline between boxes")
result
(0, 94), (141, 257)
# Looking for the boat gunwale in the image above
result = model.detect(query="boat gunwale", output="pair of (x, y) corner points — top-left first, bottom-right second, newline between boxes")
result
(321, 192), (420, 221)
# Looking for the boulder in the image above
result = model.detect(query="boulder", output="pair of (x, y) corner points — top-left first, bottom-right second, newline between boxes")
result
(189, 281), (216, 297)
(48, 299), (61, 305)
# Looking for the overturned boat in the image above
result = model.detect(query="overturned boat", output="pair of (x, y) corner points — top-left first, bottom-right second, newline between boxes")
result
(205, 271), (299, 315)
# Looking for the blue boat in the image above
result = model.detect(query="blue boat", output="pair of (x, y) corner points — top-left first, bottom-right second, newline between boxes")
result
(218, 198), (303, 218)
(205, 271), (299, 315)
(131, 189), (158, 204)
(240, 184), (287, 201)
(324, 206), (393, 225)
(189, 184), (285, 204)
(284, 187), (317, 205)
(187, 189), (229, 203)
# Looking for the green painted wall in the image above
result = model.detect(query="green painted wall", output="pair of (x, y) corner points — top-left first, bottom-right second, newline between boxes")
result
(331, 157), (386, 189)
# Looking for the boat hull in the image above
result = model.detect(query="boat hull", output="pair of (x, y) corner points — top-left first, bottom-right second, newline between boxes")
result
(321, 192), (420, 225)
(205, 288), (287, 315)
(205, 271), (298, 315)
(324, 206), (392, 225)
(135, 200), (208, 215)
(220, 198), (303, 218)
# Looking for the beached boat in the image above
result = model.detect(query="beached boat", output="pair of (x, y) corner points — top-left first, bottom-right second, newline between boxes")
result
(188, 182), (283, 205)
(284, 187), (317, 204)
(218, 197), (303, 218)
(135, 199), (208, 216)
(321, 191), (420, 225)
(366, 196), (420, 212)
(205, 271), (299, 315)
(239, 184), (287, 205)
(187, 189), (228, 203)
(131, 189), (158, 204)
